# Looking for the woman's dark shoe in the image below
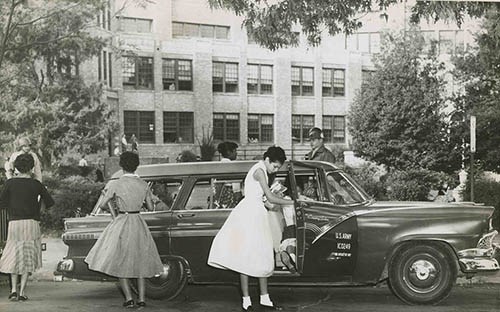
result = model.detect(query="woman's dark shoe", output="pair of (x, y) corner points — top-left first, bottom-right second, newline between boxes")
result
(260, 304), (283, 311)
(280, 251), (297, 274)
(8, 292), (17, 300)
(137, 301), (146, 307)
(123, 299), (135, 308)
(18, 295), (28, 301)
(242, 305), (253, 311)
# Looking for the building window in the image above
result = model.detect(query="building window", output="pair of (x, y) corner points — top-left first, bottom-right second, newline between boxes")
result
(124, 111), (155, 143)
(323, 115), (346, 143)
(162, 59), (192, 91)
(291, 66), (314, 96)
(347, 32), (381, 54)
(98, 50), (112, 87)
(213, 62), (238, 93)
(322, 68), (345, 96)
(163, 112), (194, 143)
(292, 115), (314, 143)
(247, 64), (273, 95)
(97, 1), (111, 30)
(439, 30), (465, 54)
(248, 114), (273, 143)
(213, 113), (239, 141)
(122, 56), (154, 89)
(118, 17), (152, 33)
(172, 22), (230, 39)
(362, 70), (375, 87)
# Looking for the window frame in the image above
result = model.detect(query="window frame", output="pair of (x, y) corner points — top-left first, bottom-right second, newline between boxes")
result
(292, 114), (315, 143)
(247, 64), (273, 95)
(123, 110), (155, 144)
(172, 22), (230, 40)
(213, 112), (240, 142)
(163, 111), (194, 143)
(162, 58), (193, 91)
(212, 61), (239, 93)
(323, 115), (346, 144)
(291, 66), (314, 96)
(122, 56), (154, 90)
(247, 114), (274, 143)
(322, 68), (345, 97)
(118, 16), (153, 33)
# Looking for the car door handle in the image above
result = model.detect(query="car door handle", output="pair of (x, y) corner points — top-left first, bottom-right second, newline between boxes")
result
(177, 213), (195, 219)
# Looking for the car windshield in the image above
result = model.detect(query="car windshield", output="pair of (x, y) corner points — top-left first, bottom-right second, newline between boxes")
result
(325, 171), (368, 205)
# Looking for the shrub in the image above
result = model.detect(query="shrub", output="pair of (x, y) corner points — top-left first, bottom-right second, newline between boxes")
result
(344, 164), (387, 200)
(42, 175), (104, 231)
(462, 173), (500, 230)
(385, 169), (453, 201)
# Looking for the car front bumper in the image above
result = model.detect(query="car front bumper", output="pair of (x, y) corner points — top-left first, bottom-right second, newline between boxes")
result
(458, 230), (500, 273)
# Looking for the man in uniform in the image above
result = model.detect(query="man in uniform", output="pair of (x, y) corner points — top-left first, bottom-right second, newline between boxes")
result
(305, 127), (336, 163)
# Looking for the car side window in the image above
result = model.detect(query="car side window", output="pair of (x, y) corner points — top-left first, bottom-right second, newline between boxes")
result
(292, 174), (320, 201)
(326, 172), (364, 205)
(185, 177), (244, 210)
(146, 179), (182, 212)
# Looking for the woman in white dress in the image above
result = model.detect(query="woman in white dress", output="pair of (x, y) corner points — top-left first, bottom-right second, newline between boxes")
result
(208, 146), (294, 311)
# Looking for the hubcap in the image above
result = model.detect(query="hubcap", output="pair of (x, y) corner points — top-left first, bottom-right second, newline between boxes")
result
(148, 261), (173, 287)
(403, 255), (442, 294)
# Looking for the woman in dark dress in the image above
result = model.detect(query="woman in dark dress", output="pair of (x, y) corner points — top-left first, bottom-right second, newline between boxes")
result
(0, 153), (54, 301)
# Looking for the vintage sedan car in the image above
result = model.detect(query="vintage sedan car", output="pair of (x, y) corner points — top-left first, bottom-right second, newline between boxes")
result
(57, 160), (499, 305)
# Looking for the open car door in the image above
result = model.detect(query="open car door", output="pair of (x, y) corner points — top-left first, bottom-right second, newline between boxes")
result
(287, 162), (305, 273)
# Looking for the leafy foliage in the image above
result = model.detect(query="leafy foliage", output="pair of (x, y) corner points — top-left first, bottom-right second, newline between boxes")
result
(41, 175), (104, 230)
(348, 30), (461, 174)
(0, 0), (117, 166)
(452, 9), (500, 173)
(208, 0), (499, 50)
(385, 169), (452, 201)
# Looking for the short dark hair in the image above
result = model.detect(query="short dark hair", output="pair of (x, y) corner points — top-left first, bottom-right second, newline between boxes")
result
(14, 153), (34, 173)
(217, 141), (238, 158)
(263, 146), (286, 164)
(119, 151), (140, 172)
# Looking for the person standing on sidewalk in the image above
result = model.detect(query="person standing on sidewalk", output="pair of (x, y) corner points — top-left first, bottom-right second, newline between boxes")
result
(84, 151), (163, 308)
(6, 137), (43, 182)
(305, 127), (336, 164)
(0, 153), (55, 301)
(208, 146), (294, 311)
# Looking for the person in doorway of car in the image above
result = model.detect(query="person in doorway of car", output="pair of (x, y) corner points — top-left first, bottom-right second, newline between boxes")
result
(208, 146), (294, 311)
(84, 151), (163, 308)
(0, 153), (55, 301)
(305, 127), (336, 164)
(217, 141), (239, 162)
(6, 137), (43, 182)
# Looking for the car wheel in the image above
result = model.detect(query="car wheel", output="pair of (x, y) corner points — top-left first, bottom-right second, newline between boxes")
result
(388, 244), (457, 305)
(131, 259), (188, 300)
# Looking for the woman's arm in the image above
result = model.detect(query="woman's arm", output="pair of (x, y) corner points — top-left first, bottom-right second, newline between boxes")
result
(144, 188), (154, 211)
(254, 168), (294, 205)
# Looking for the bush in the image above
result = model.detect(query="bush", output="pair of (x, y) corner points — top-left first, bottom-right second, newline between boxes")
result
(462, 173), (500, 230)
(42, 175), (104, 231)
(385, 169), (452, 201)
(344, 164), (387, 200)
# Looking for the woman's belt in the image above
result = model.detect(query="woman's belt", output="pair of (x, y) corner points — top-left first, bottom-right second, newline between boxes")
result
(118, 211), (140, 214)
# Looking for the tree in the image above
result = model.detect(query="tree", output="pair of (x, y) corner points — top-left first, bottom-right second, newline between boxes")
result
(348, 30), (462, 174)
(208, 0), (500, 51)
(0, 0), (117, 166)
(452, 8), (500, 173)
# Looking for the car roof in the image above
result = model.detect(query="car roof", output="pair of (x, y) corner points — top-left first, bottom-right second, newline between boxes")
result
(110, 160), (339, 179)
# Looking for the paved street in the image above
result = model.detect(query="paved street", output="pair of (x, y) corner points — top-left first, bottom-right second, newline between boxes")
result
(1, 281), (500, 312)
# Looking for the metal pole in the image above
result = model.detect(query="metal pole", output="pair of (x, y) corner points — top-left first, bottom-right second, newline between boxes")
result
(471, 151), (474, 202)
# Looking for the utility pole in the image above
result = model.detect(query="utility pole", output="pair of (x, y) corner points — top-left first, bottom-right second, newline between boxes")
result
(470, 115), (476, 202)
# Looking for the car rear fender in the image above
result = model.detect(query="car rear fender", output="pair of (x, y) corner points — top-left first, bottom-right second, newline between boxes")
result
(378, 239), (459, 281)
